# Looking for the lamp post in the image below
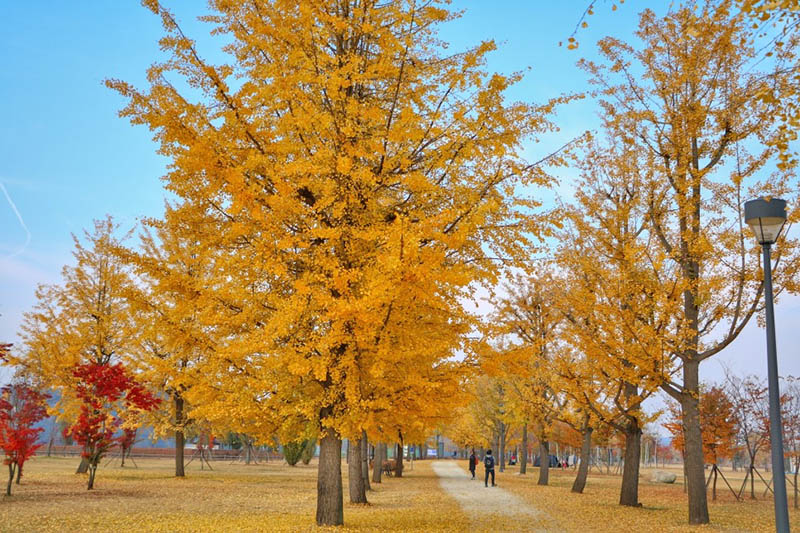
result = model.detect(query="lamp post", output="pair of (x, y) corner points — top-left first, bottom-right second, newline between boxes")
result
(744, 197), (789, 533)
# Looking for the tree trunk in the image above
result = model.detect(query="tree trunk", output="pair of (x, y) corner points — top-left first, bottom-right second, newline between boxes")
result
(395, 437), (404, 478)
(681, 359), (710, 524)
(316, 430), (343, 526)
(175, 395), (185, 477)
(682, 453), (687, 493)
(712, 465), (718, 501)
(619, 422), (642, 506)
(572, 427), (593, 494)
(348, 433), (367, 503)
(87, 463), (97, 490)
(749, 462), (756, 499)
(372, 442), (385, 484)
(538, 440), (550, 486)
(499, 422), (506, 472)
(121, 447), (126, 468)
(47, 435), (54, 458)
(76, 457), (89, 474)
(6, 463), (15, 496)
(245, 442), (252, 465)
(361, 431), (371, 492)
(174, 429), (185, 477)
(15, 463), (22, 484)
(520, 424), (528, 475)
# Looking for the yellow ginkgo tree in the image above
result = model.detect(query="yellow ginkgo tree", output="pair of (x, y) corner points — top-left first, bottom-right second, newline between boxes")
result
(115, 204), (224, 478)
(488, 268), (563, 486)
(554, 137), (670, 507)
(108, 0), (560, 525)
(582, 1), (800, 524)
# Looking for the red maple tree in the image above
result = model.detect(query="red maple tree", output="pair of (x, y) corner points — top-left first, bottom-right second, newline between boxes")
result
(64, 362), (159, 489)
(0, 382), (49, 496)
(117, 427), (137, 467)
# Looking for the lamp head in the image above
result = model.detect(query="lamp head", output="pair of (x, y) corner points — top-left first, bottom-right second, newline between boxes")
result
(744, 197), (787, 245)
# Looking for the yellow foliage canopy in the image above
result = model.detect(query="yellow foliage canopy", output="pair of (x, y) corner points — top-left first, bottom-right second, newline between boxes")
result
(107, 0), (559, 448)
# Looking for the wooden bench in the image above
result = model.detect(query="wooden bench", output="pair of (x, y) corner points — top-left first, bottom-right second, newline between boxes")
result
(368, 459), (398, 476)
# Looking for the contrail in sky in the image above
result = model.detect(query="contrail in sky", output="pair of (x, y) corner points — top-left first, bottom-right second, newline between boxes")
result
(0, 180), (31, 260)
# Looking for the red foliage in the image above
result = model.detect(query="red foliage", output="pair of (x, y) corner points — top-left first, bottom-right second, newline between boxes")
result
(664, 386), (737, 464)
(0, 383), (49, 495)
(118, 427), (137, 451)
(656, 443), (676, 464)
(65, 362), (159, 489)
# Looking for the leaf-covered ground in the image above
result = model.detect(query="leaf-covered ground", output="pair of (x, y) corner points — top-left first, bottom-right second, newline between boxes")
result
(0, 456), (466, 532)
(1, 456), (798, 532)
(485, 460), (800, 532)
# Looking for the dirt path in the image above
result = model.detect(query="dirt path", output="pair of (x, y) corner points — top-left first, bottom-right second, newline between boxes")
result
(431, 460), (557, 532)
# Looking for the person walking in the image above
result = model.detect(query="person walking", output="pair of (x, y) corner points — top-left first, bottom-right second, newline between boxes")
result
(484, 449), (496, 487)
(468, 449), (477, 479)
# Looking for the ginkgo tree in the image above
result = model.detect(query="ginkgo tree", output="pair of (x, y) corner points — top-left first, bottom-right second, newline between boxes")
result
(582, 1), (800, 523)
(115, 205), (222, 478)
(108, 0), (560, 525)
(488, 269), (563, 486)
(554, 137), (669, 507)
(10, 218), (139, 474)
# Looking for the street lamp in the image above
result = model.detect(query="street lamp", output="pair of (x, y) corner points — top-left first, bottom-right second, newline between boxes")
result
(744, 197), (789, 533)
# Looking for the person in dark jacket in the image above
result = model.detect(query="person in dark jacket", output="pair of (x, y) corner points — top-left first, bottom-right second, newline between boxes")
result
(468, 449), (477, 479)
(484, 449), (496, 487)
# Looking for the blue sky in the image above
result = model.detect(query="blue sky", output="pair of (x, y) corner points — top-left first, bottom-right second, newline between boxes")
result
(1, 1), (798, 397)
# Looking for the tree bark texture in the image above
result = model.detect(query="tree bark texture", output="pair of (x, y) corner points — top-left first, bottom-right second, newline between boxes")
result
(372, 442), (385, 483)
(87, 463), (97, 490)
(348, 433), (367, 503)
(499, 422), (506, 472)
(395, 439), (404, 478)
(6, 463), (15, 496)
(76, 457), (89, 474)
(572, 427), (593, 494)
(681, 360), (710, 524)
(538, 440), (550, 486)
(711, 466), (718, 501)
(520, 424), (528, 475)
(175, 395), (185, 477)
(360, 431), (371, 492)
(619, 422), (642, 506)
(316, 430), (344, 526)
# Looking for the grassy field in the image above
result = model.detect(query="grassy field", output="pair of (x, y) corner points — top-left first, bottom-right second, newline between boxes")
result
(1, 455), (799, 532)
(0, 456), (467, 532)
(492, 460), (800, 532)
